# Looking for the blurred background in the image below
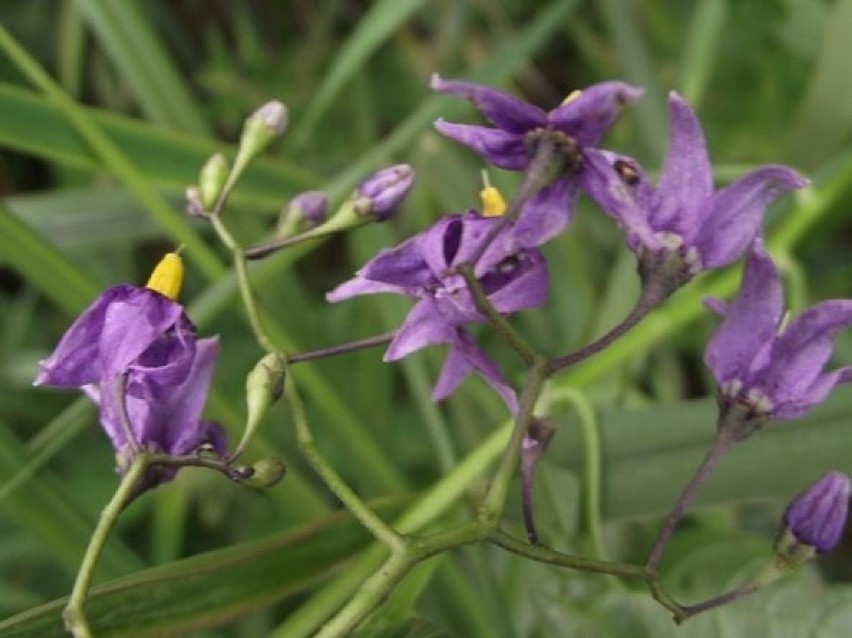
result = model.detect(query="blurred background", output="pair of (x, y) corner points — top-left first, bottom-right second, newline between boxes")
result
(1, 0), (852, 636)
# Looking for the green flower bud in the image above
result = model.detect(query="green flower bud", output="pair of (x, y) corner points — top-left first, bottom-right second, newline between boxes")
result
(239, 100), (288, 161)
(232, 353), (287, 459)
(243, 457), (286, 489)
(199, 153), (230, 210)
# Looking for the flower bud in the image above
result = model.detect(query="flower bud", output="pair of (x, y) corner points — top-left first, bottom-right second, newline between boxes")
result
(243, 456), (286, 488)
(185, 185), (208, 218)
(778, 472), (850, 559)
(352, 164), (414, 220)
(238, 100), (288, 162)
(198, 153), (230, 210)
(232, 353), (287, 460)
(277, 190), (328, 237)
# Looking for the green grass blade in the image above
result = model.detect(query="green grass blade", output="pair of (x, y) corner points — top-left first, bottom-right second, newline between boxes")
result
(0, 202), (101, 314)
(0, 510), (381, 638)
(676, 0), (727, 106)
(74, 0), (209, 135)
(289, 0), (428, 150)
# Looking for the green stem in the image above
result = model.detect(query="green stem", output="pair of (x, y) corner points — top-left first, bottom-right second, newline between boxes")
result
(488, 530), (646, 578)
(285, 372), (405, 553)
(480, 358), (550, 523)
(458, 264), (541, 365)
(63, 454), (149, 638)
(233, 253), (277, 353)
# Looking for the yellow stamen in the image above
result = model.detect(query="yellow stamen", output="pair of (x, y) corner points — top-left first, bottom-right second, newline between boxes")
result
(480, 185), (507, 217)
(561, 89), (582, 105)
(145, 252), (184, 301)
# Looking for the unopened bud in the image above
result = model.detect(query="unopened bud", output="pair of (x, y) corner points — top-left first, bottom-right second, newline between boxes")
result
(232, 353), (287, 460)
(277, 190), (328, 237)
(243, 457), (286, 488)
(199, 153), (230, 210)
(185, 186), (208, 218)
(777, 471), (851, 562)
(241, 100), (287, 154)
(352, 164), (414, 220)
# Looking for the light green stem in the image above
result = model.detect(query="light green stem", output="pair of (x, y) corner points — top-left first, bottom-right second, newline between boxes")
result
(63, 455), (149, 638)
(285, 372), (405, 553)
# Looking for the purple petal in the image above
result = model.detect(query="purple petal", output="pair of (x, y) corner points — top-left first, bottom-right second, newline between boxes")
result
(326, 275), (412, 303)
(548, 81), (642, 146)
(125, 314), (197, 402)
(434, 120), (529, 170)
(580, 150), (661, 251)
(359, 234), (433, 288)
(761, 299), (852, 408)
(783, 472), (851, 552)
(444, 212), (517, 276)
(98, 289), (184, 379)
(651, 92), (713, 236)
(432, 329), (518, 413)
(480, 249), (549, 314)
(703, 240), (783, 385)
(513, 177), (578, 248)
(431, 74), (547, 133)
(693, 166), (809, 269)
(385, 298), (453, 361)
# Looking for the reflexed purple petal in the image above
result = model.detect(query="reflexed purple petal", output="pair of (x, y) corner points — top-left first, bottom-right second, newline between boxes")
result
(513, 177), (577, 249)
(651, 92), (713, 236)
(702, 297), (728, 317)
(326, 275), (412, 302)
(481, 249), (549, 314)
(419, 215), (463, 276)
(548, 81), (642, 146)
(385, 298), (453, 361)
(580, 150), (660, 251)
(446, 212), (516, 276)
(431, 74), (547, 133)
(760, 299), (852, 407)
(434, 120), (529, 170)
(98, 288), (184, 379)
(694, 166), (809, 269)
(359, 235), (433, 288)
(432, 329), (518, 413)
(34, 285), (138, 388)
(704, 240), (783, 385)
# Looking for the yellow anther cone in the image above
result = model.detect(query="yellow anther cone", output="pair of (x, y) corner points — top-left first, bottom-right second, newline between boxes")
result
(145, 252), (184, 301)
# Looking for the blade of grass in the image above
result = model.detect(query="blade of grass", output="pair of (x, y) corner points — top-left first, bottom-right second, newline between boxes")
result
(288, 0), (429, 150)
(0, 25), (223, 280)
(676, 0), (726, 107)
(74, 0), (209, 135)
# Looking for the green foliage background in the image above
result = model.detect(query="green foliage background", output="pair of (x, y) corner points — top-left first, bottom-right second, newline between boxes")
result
(1, 0), (852, 635)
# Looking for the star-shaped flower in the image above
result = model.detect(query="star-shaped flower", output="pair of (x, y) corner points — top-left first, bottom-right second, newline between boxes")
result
(704, 240), (852, 422)
(327, 210), (548, 411)
(583, 92), (808, 284)
(35, 254), (225, 489)
(431, 75), (642, 247)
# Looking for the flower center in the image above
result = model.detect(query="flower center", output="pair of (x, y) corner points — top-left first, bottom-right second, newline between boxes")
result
(145, 252), (184, 301)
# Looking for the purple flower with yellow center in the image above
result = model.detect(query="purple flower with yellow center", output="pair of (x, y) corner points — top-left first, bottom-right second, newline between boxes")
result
(34, 253), (225, 488)
(704, 240), (852, 424)
(327, 208), (548, 411)
(782, 471), (851, 554)
(583, 92), (808, 286)
(431, 74), (642, 247)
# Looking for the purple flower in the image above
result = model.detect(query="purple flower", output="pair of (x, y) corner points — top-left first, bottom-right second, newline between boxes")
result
(782, 472), (850, 553)
(327, 210), (549, 411)
(354, 164), (415, 221)
(431, 74), (642, 247)
(583, 92), (808, 280)
(35, 269), (225, 486)
(704, 240), (852, 421)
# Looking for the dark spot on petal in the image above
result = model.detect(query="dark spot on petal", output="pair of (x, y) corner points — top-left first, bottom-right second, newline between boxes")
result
(614, 159), (640, 186)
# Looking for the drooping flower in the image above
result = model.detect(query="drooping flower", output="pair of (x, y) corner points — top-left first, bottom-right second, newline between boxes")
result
(704, 240), (852, 423)
(583, 92), (808, 288)
(34, 253), (226, 487)
(781, 471), (851, 554)
(431, 75), (642, 247)
(327, 210), (548, 411)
